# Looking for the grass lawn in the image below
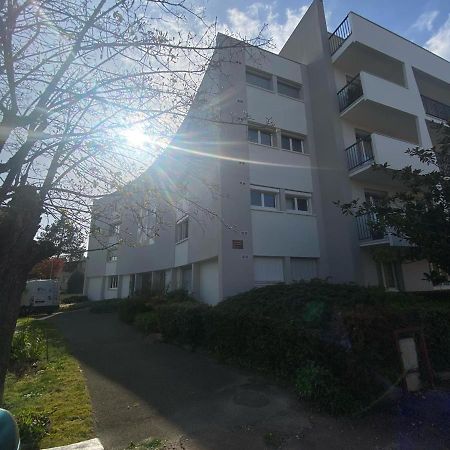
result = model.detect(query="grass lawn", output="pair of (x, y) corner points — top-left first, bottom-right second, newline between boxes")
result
(4, 318), (94, 449)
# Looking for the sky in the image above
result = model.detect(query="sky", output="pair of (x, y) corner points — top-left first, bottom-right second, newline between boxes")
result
(206, 0), (450, 60)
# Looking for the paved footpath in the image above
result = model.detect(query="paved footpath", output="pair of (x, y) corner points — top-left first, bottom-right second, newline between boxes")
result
(49, 309), (450, 450)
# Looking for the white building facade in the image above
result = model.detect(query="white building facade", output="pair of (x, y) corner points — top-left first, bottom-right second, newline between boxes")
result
(84, 0), (450, 303)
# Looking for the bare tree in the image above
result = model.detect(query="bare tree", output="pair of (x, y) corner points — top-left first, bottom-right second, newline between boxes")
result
(0, 0), (268, 401)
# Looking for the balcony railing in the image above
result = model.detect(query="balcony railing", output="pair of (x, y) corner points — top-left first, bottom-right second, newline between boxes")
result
(345, 136), (374, 170)
(356, 214), (386, 241)
(421, 95), (450, 122)
(338, 74), (363, 112)
(329, 15), (352, 55)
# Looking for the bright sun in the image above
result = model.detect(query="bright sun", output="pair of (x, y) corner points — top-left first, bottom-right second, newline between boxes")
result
(121, 125), (154, 148)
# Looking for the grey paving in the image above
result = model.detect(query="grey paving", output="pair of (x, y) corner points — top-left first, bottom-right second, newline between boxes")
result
(44, 438), (103, 450)
(48, 310), (450, 450)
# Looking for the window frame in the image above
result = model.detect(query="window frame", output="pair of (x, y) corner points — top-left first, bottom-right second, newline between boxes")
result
(109, 275), (118, 290)
(250, 186), (279, 210)
(247, 125), (275, 147)
(176, 216), (189, 243)
(245, 69), (273, 91)
(281, 134), (305, 153)
(285, 191), (312, 214)
(107, 249), (118, 262)
(277, 78), (302, 99)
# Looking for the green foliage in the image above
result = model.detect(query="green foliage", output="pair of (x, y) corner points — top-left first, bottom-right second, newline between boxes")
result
(134, 311), (159, 334)
(60, 295), (88, 305)
(89, 298), (125, 313)
(15, 411), (50, 450)
(337, 124), (450, 277)
(118, 299), (153, 324)
(123, 282), (450, 415)
(157, 302), (209, 350)
(9, 321), (45, 375)
(164, 289), (196, 303)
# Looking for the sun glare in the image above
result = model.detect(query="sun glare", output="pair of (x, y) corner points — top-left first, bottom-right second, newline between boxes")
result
(121, 125), (156, 148)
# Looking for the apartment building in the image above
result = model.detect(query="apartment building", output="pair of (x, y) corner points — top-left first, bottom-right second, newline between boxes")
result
(84, 0), (450, 302)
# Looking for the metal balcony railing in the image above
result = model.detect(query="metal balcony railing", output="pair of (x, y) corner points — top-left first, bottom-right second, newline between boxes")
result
(345, 136), (374, 170)
(338, 74), (363, 112)
(329, 15), (352, 55)
(421, 96), (450, 122)
(356, 214), (386, 241)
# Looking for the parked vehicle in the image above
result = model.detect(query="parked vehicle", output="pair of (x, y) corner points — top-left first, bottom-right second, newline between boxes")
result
(21, 279), (60, 315)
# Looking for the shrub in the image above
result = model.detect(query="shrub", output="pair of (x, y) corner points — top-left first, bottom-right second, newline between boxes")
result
(89, 298), (125, 313)
(118, 299), (153, 324)
(157, 302), (209, 349)
(60, 295), (88, 305)
(134, 311), (159, 334)
(9, 322), (45, 375)
(16, 411), (50, 450)
(164, 289), (196, 303)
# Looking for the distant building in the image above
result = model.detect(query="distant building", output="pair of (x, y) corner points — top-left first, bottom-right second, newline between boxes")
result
(84, 0), (450, 302)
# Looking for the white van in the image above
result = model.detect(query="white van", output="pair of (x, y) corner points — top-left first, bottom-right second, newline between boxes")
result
(21, 280), (60, 314)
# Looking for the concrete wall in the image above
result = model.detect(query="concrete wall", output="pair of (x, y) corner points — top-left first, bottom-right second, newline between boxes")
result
(281, 0), (362, 284)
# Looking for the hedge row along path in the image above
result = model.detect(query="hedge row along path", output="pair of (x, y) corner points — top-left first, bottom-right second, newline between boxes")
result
(49, 309), (450, 450)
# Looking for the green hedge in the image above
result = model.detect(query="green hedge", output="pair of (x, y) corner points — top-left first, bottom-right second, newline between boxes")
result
(118, 299), (153, 324)
(119, 281), (450, 414)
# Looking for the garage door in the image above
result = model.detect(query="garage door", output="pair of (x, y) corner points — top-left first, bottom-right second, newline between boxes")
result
(254, 257), (284, 287)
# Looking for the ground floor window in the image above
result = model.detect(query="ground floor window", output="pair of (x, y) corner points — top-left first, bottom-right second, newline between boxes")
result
(254, 257), (284, 287)
(377, 262), (403, 291)
(109, 275), (118, 290)
(291, 258), (317, 282)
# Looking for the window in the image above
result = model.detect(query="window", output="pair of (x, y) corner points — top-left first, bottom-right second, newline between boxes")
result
(176, 217), (189, 243)
(109, 275), (118, 289)
(285, 193), (311, 213)
(246, 69), (272, 91)
(281, 134), (304, 153)
(250, 188), (278, 209)
(137, 209), (156, 246)
(277, 79), (302, 99)
(107, 249), (118, 262)
(248, 126), (274, 146)
(109, 222), (120, 236)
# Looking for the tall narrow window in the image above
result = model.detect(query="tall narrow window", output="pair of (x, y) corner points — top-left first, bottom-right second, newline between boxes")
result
(109, 275), (118, 289)
(176, 217), (189, 243)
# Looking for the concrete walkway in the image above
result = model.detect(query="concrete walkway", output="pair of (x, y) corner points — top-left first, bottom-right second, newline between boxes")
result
(49, 310), (450, 450)
(44, 438), (103, 450)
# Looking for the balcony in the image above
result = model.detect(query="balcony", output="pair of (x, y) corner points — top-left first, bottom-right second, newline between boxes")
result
(421, 96), (450, 122)
(337, 72), (419, 144)
(345, 133), (428, 182)
(329, 15), (352, 55)
(345, 136), (373, 171)
(356, 214), (409, 247)
(338, 74), (363, 112)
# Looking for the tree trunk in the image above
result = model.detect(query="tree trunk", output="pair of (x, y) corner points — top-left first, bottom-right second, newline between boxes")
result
(0, 187), (49, 404)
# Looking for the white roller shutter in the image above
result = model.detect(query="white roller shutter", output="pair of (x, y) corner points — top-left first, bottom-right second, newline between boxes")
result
(254, 257), (284, 287)
(291, 258), (317, 282)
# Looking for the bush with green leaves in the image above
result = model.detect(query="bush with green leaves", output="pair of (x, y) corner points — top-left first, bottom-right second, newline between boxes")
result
(9, 322), (45, 375)
(118, 299), (153, 324)
(157, 302), (209, 349)
(15, 410), (50, 450)
(60, 295), (88, 305)
(89, 298), (125, 314)
(134, 311), (159, 334)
